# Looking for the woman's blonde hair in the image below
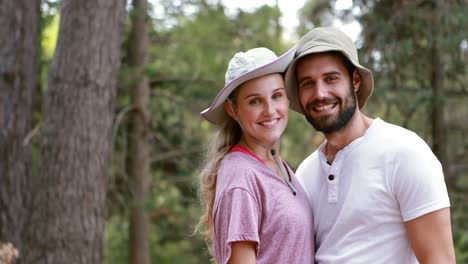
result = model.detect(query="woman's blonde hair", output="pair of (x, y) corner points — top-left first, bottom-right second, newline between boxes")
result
(196, 107), (242, 254)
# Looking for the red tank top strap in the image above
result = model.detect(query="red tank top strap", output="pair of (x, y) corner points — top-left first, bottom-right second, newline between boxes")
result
(229, 145), (267, 166)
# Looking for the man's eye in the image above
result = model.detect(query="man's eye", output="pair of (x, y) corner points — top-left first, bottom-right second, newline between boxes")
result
(301, 80), (313, 88)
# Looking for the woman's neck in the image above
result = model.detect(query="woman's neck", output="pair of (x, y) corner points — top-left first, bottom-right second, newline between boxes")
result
(238, 137), (279, 164)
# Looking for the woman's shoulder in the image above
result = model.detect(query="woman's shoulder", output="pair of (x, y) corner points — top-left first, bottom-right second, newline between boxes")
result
(220, 151), (263, 171)
(217, 152), (264, 192)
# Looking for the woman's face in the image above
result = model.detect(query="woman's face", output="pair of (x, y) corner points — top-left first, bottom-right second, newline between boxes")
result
(226, 73), (289, 147)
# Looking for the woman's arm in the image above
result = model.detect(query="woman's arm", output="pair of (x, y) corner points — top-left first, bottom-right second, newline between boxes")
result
(228, 241), (257, 264)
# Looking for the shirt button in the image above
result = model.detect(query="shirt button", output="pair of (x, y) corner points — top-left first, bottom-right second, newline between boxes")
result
(328, 174), (335, 181)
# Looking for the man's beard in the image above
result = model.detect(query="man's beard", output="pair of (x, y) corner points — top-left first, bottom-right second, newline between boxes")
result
(302, 83), (357, 134)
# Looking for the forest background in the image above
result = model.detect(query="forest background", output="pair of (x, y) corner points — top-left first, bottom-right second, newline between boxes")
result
(0, 0), (467, 263)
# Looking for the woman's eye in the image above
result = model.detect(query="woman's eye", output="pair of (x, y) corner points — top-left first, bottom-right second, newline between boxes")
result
(249, 98), (261, 105)
(325, 76), (338, 82)
(272, 93), (283, 100)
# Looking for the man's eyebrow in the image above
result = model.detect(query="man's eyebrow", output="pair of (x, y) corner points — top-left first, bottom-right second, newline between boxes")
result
(298, 71), (342, 84)
(323, 70), (341, 75)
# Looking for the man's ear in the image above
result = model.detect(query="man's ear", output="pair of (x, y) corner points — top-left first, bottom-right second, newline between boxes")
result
(225, 100), (238, 121)
(352, 70), (361, 93)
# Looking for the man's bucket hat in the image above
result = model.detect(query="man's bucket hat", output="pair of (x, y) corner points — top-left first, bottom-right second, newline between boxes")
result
(285, 27), (374, 114)
(201, 46), (296, 125)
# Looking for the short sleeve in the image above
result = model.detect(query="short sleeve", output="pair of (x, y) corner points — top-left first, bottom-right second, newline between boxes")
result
(213, 188), (260, 264)
(391, 137), (450, 221)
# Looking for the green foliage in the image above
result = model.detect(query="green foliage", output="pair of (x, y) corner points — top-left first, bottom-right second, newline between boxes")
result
(149, 0), (287, 104)
(149, 173), (209, 263)
(105, 173), (211, 264)
(40, 1), (60, 94)
(41, 13), (59, 59)
(104, 216), (129, 264)
(454, 231), (468, 263)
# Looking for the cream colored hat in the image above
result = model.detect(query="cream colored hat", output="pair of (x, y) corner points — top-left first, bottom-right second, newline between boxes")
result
(201, 46), (296, 125)
(285, 27), (374, 114)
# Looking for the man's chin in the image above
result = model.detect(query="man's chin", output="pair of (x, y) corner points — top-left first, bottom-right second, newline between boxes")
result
(306, 116), (334, 131)
(307, 115), (349, 134)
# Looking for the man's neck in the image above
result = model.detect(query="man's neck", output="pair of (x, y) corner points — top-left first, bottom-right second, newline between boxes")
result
(324, 111), (373, 164)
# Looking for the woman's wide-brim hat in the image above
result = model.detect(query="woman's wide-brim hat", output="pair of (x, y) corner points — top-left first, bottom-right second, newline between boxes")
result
(285, 27), (374, 114)
(201, 46), (296, 125)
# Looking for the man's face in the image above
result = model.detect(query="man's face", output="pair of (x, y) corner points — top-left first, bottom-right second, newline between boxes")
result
(296, 52), (359, 134)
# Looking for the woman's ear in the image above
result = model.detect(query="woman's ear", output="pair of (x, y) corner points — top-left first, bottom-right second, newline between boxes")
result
(225, 100), (238, 121)
(352, 70), (361, 93)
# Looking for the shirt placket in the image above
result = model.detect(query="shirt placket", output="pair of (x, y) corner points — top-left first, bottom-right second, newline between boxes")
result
(326, 157), (342, 204)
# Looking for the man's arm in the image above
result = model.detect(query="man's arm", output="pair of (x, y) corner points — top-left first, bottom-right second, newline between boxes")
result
(405, 207), (455, 264)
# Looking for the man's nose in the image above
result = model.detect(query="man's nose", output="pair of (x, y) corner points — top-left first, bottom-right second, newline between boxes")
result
(314, 82), (328, 100)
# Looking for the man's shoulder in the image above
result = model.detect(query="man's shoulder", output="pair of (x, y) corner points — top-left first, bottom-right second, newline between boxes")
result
(296, 150), (321, 175)
(369, 118), (437, 164)
(373, 118), (416, 136)
(370, 118), (427, 147)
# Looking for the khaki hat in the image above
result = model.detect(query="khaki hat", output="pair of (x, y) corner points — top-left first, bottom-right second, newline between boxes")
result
(201, 46), (296, 125)
(285, 27), (374, 114)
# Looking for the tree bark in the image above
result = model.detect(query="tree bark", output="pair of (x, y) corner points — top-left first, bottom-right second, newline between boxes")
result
(22, 0), (125, 263)
(126, 0), (152, 263)
(0, 0), (40, 253)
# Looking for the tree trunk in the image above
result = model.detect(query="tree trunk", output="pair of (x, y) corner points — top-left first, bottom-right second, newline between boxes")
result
(430, 0), (447, 174)
(126, 0), (152, 263)
(22, 0), (125, 263)
(0, 0), (40, 253)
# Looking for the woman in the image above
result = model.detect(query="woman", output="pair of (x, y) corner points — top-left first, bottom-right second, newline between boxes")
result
(198, 47), (314, 264)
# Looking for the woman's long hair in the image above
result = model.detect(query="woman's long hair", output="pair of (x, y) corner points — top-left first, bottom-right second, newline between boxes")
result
(196, 110), (242, 254)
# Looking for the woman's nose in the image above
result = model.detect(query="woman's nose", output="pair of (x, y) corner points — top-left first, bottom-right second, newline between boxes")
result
(263, 100), (275, 115)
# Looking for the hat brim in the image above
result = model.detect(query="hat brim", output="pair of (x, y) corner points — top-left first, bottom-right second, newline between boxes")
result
(201, 46), (297, 125)
(285, 46), (374, 114)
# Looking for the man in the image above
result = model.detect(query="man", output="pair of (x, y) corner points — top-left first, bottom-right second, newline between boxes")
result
(285, 27), (455, 263)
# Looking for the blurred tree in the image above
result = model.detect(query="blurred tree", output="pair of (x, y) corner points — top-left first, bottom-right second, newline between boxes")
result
(429, 0), (447, 175)
(297, 0), (335, 35)
(22, 0), (126, 263)
(0, 0), (40, 253)
(125, 0), (152, 263)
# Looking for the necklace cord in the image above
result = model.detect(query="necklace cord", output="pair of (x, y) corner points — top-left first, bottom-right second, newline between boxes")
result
(271, 149), (297, 196)
(242, 137), (297, 195)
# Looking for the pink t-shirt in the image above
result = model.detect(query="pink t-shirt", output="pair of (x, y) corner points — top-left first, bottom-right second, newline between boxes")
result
(212, 146), (314, 264)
